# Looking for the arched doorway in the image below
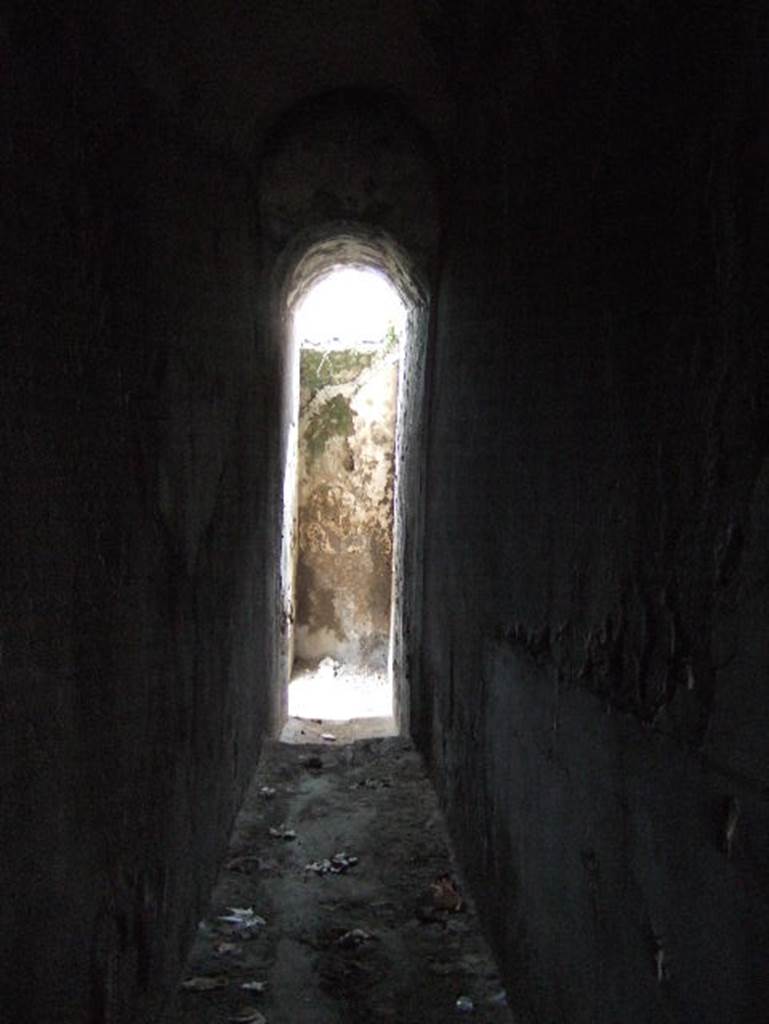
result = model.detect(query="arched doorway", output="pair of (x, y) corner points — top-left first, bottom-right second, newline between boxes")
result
(258, 89), (441, 740)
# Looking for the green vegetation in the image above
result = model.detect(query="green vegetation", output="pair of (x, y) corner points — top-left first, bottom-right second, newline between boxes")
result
(305, 393), (355, 462)
(381, 321), (400, 358)
(300, 330), (401, 463)
(301, 349), (374, 397)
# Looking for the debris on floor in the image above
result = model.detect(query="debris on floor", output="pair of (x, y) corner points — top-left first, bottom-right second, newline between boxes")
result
(350, 776), (392, 790)
(305, 852), (359, 876)
(162, 737), (513, 1024)
(214, 941), (240, 955)
(268, 825), (297, 841)
(180, 976), (228, 992)
(334, 928), (375, 949)
(228, 1008), (266, 1023)
(431, 874), (464, 912)
(218, 908), (267, 937)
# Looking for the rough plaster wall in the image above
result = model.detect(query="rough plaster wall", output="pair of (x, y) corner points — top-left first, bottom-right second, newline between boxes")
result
(417, 3), (769, 1022)
(1, 11), (282, 1021)
(390, 304), (433, 734)
(295, 350), (398, 669)
(1, 7), (441, 1023)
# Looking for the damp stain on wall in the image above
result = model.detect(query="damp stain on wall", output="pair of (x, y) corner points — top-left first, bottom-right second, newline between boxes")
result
(295, 345), (398, 668)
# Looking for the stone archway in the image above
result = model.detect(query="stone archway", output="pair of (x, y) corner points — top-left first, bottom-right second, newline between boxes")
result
(258, 89), (441, 733)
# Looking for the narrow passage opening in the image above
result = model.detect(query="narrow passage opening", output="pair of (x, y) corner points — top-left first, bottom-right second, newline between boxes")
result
(285, 267), (406, 739)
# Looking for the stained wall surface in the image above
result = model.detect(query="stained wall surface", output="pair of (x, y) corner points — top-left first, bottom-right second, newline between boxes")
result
(294, 348), (399, 670)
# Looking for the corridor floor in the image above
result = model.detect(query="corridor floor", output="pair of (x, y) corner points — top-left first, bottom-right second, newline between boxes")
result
(163, 736), (513, 1024)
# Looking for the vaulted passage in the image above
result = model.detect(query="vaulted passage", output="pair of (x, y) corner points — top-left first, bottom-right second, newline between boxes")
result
(4, 4), (769, 1023)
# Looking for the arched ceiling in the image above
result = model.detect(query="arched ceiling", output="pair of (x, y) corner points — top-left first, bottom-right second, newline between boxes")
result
(102, 1), (456, 159)
(260, 89), (441, 306)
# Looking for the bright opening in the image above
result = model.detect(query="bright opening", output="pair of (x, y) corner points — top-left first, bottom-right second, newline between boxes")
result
(286, 267), (406, 734)
(293, 266), (407, 348)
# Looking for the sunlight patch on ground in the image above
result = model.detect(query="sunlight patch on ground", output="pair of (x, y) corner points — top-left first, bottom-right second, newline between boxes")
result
(288, 658), (392, 721)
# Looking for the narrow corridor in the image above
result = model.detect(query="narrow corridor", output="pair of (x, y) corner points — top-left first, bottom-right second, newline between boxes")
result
(7, 7), (769, 1022)
(162, 738), (512, 1024)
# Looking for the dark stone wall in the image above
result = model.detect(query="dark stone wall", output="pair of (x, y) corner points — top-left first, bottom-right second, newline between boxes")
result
(417, 3), (769, 1022)
(391, 300), (433, 734)
(1, 10), (282, 1020)
(1, 13), (440, 1013)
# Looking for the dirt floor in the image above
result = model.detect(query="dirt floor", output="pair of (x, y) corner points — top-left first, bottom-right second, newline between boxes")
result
(161, 731), (513, 1024)
(279, 714), (396, 744)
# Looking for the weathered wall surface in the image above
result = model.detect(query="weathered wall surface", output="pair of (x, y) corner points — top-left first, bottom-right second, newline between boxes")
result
(1, 12), (441, 1016)
(294, 348), (398, 669)
(417, 3), (769, 1023)
(390, 302), (433, 733)
(1, 10), (284, 1020)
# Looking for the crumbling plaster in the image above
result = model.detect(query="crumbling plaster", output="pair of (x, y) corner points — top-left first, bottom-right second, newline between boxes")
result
(294, 347), (399, 669)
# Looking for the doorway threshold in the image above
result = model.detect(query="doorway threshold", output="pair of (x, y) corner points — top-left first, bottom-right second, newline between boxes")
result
(280, 714), (397, 744)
